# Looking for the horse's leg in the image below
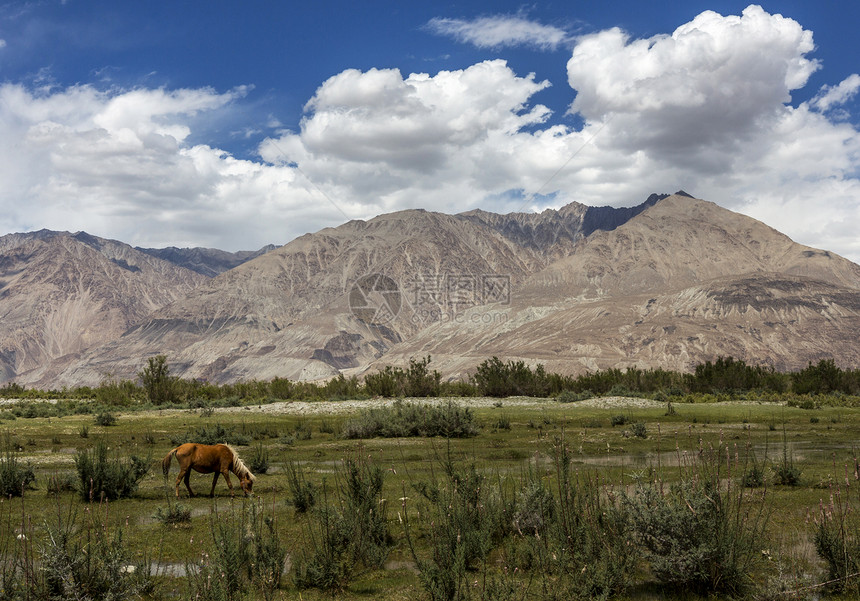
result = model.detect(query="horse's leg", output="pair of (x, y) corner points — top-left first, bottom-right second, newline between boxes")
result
(183, 470), (194, 498)
(222, 471), (234, 497)
(174, 468), (186, 498)
(210, 472), (219, 497)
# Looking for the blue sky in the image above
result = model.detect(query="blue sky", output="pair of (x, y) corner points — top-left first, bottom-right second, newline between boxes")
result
(0, 1), (858, 263)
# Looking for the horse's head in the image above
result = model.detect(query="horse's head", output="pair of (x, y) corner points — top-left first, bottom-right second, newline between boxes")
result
(240, 473), (255, 496)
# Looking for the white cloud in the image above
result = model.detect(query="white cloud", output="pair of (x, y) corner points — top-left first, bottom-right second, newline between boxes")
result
(1, 5), (859, 265)
(0, 83), (327, 249)
(427, 15), (570, 51)
(812, 74), (860, 112)
(0, 39), (6, 49)
(260, 60), (556, 214)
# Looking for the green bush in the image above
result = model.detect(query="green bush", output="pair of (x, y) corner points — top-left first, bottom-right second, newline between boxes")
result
(0, 439), (36, 497)
(154, 502), (192, 526)
(293, 505), (355, 592)
(814, 488), (860, 595)
(472, 357), (552, 397)
(286, 461), (317, 513)
(624, 446), (769, 597)
(536, 437), (636, 600)
(363, 356), (441, 398)
(138, 354), (178, 405)
(556, 389), (592, 403)
(405, 459), (507, 601)
(171, 423), (252, 447)
(39, 502), (154, 599)
(74, 440), (150, 501)
(249, 442), (270, 474)
(294, 458), (390, 592)
(187, 501), (286, 601)
(610, 414), (629, 427)
(94, 412), (117, 426)
(342, 401), (478, 439)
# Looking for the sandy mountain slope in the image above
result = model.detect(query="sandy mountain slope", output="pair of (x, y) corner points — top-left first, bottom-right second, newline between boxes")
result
(376, 194), (860, 377)
(51, 209), (558, 385)
(0, 231), (206, 384)
(135, 244), (280, 277)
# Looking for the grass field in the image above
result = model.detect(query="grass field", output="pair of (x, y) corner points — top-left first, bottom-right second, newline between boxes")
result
(2, 394), (860, 600)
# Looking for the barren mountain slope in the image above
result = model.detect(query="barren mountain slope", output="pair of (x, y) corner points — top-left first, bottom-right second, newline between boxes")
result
(52, 210), (553, 385)
(458, 192), (664, 261)
(0, 231), (206, 384)
(136, 244), (280, 277)
(376, 194), (860, 377)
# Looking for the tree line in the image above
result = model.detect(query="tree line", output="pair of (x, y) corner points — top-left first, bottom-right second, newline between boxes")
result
(0, 354), (857, 406)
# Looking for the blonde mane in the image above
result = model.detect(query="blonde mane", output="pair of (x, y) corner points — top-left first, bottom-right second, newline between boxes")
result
(224, 444), (256, 481)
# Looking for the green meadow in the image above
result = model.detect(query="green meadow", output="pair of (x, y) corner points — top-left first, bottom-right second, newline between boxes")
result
(2, 392), (860, 600)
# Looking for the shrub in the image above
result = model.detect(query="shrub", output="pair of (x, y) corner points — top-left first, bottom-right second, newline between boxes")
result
(94, 376), (139, 406)
(171, 423), (251, 447)
(294, 458), (390, 592)
(293, 505), (354, 592)
(363, 356), (441, 398)
(249, 442), (270, 474)
(286, 461), (317, 513)
(624, 446), (769, 597)
(154, 502), (192, 526)
(74, 440), (150, 501)
(138, 354), (178, 405)
(631, 422), (648, 438)
(342, 401), (478, 439)
(404, 458), (506, 601)
(187, 501), (286, 601)
(742, 464), (765, 488)
(94, 412), (117, 426)
(472, 357), (551, 397)
(0, 438), (36, 497)
(814, 487), (860, 595)
(556, 389), (592, 403)
(492, 415), (512, 431)
(39, 501), (154, 600)
(340, 457), (391, 568)
(535, 437), (636, 600)
(610, 414), (629, 427)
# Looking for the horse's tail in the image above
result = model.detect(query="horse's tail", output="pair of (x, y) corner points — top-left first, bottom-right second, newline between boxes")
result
(162, 447), (179, 478)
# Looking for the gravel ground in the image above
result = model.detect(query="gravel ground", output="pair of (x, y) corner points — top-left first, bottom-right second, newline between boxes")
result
(210, 395), (666, 416)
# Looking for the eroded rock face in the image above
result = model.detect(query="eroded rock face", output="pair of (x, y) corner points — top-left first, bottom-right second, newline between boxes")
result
(0, 231), (206, 384)
(4, 192), (860, 387)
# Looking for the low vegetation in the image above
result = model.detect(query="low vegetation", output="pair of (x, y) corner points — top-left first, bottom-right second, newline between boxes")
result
(1, 355), (860, 599)
(2, 355), (859, 409)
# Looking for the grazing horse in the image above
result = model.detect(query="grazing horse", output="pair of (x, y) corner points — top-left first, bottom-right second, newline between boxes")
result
(162, 443), (255, 498)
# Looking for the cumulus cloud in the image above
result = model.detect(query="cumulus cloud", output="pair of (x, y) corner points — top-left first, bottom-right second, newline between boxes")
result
(812, 73), (860, 112)
(0, 84), (327, 249)
(1, 5), (859, 264)
(426, 15), (570, 51)
(260, 60), (558, 214)
(0, 39), (6, 48)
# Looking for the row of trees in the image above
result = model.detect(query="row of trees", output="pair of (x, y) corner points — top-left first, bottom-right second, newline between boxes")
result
(1, 355), (858, 406)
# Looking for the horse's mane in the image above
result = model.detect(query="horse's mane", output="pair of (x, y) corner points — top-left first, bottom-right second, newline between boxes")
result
(224, 443), (256, 481)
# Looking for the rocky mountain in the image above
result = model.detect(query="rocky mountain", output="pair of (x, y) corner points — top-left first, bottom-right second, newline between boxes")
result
(136, 244), (280, 277)
(4, 192), (859, 388)
(377, 195), (860, 376)
(0, 230), (206, 384)
(458, 192), (666, 261)
(49, 209), (557, 386)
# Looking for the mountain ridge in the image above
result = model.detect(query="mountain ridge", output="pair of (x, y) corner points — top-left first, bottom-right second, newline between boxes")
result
(2, 192), (858, 387)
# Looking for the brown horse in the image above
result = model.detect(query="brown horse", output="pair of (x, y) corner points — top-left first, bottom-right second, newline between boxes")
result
(162, 443), (256, 498)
